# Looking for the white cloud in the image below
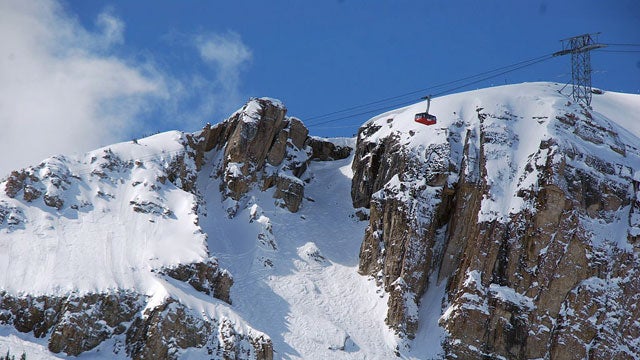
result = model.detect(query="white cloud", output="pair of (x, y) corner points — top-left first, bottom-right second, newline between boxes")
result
(195, 31), (252, 113)
(96, 9), (125, 46)
(197, 31), (252, 71)
(0, 0), (165, 177)
(0, 0), (255, 178)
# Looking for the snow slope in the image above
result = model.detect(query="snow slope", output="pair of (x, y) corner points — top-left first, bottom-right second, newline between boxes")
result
(362, 82), (640, 223)
(196, 142), (400, 358)
(0, 131), (207, 295)
(592, 90), (640, 139)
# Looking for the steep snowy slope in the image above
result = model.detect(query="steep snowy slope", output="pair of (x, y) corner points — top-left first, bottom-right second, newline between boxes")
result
(195, 145), (400, 359)
(0, 131), (207, 294)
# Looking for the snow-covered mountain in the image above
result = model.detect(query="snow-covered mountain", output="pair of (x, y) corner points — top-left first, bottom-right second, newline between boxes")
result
(1, 83), (639, 359)
(353, 82), (640, 359)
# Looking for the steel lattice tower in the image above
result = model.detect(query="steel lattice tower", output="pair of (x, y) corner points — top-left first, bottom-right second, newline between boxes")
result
(553, 33), (606, 107)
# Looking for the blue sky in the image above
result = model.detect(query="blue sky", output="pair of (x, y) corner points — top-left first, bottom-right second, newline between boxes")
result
(1, 0), (639, 175)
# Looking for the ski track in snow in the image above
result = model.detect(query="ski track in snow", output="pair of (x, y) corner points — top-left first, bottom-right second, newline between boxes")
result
(198, 151), (403, 359)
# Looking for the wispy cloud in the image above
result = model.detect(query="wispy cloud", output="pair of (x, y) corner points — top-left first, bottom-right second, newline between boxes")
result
(0, 0), (166, 177)
(0, 0), (255, 178)
(197, 31), (253, 72)
(195, 31), (253, 113)
(96, 8), (125, 46)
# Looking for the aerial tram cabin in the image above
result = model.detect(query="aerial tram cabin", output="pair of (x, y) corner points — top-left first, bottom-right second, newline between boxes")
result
(415, 95), (437, 126)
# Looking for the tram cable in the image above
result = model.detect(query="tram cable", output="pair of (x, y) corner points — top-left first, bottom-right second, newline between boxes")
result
(306, 52), (556, 128)
(304, 53), (554, 123)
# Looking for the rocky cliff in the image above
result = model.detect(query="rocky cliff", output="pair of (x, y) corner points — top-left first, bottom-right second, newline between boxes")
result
(351, 83), (640, 358)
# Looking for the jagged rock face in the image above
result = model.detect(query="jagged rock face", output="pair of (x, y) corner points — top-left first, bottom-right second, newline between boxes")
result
(3, 157), (72, 209)
(126, 299), (273, 360)
(0, 291), (141, 356)
(223, 99), (287, 200)
(308, 137), (352, 161)
(47, 293), (141, 356)
(0, 260), (242, 358)
(273, 175), (305, 213)
(440, 107), (639, 359)
(160, 258), (234, 304)
(353, 94), (640, 358)
(353, 122), (454, 336)
(189, 98), (350, 215)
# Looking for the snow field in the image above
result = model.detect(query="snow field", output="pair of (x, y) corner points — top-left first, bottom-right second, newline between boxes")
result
(0, 131), (207, 295)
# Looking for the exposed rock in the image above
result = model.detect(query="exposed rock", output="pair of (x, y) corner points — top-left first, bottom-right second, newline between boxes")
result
(22, 184), (42, 202)
(43, 194), (64, 209)
(191, 98), (321, 215)
(549, 251), (640, 359)
(129, 198), (173, 217)
(48, 293), (141, 356)
(95, 148), (132, 173)
(308, 137), (352, 161)
(222, 98), (287, 201)
(126, 300), (210, 359)
(266, 125), (289, 166)
(160, 259), (234, 304)
(350, 125), (399, 209)
(0, 292), (64, 338)
(0, 202), (25, 230)
(126, 299), (273, 360)
(1, 285), (273, 360)
(288, 117), (309, 150)
(4, 171), (28, 198)
(0, 291), (141, 355)
(353, 121), (454, 337)
(354, 207), (370, 221)
(165, 151), (199, 194)
(3, 157), (76, 210)
(273, 175), (305, 212)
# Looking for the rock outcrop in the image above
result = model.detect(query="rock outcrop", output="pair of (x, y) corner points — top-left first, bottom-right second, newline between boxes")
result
(440, 105), (639, 359)
(352, 89), (640, 358)
(3, 157), (73, 209)
(0, 291), (140, 356)
(159, 258), (234, 304)
(126, 299), (272, 360)
(188, 98), (350, 216)
(308, 137), (352, 161)
(0, 257), (244, 358)
(0, 288), (272, 359)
